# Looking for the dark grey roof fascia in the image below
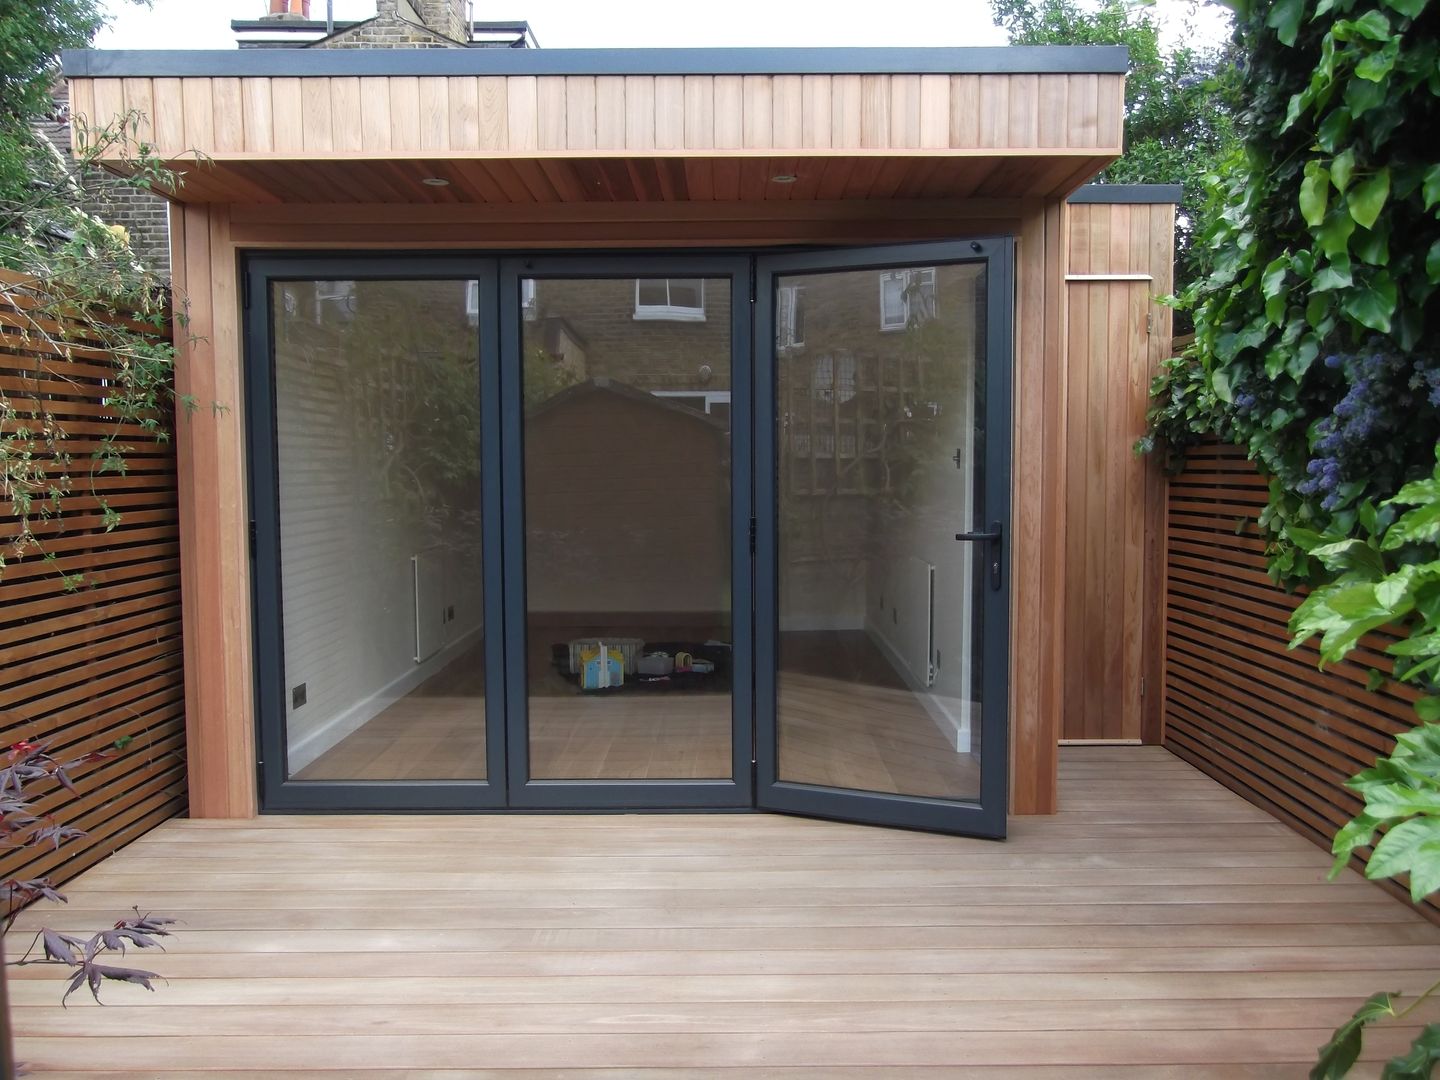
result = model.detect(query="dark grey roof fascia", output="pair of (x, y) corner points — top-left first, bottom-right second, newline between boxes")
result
(229, 19), (535, 31)
(1068, 183), (1184, 205)
(62, 45), (1129, 79)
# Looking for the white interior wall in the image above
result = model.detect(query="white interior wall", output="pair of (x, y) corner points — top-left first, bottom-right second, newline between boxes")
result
(275, 285), (484, 773)
(862, 267), (981, 752)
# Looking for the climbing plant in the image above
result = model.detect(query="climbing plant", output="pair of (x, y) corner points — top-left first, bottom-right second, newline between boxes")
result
(1142, 0), (1440, 1074)
(0, 0), (183, 584)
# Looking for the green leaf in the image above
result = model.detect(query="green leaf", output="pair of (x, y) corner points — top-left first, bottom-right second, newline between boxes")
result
(1261, 256), (1290, 298)
(1312, 992), (1400, 1080)
(1418, 697), (1440, 723)
(1427, 239), (1440, 284)
(1382, 1024), (1440, 1080)
(1342, 273), (1398, 333)
(1313, 261), (1355, 291)
(1367, 817), (1440, 900)
(1331, 812), (1382, 874)
(1381, 0), (1429, 16)
(1346, 75), (1387, 116)
(1350, 9), (1394, 38)
(1424, 165), (1440, 211)
(1318, 212), (1357, 258)
(1353, 223), (1390, 266)
(1211, 368), (1234, 404)
(1348, 169), (1391, 229)
(1302, 163), (1332, 226)
(1355, 38), (1400, 82)
(1267, 0), (1305, 45)
(1331, 149), (1356, 193)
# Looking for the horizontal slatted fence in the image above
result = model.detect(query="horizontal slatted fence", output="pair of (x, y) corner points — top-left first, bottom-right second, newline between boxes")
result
(0, 269), (186, 892)
(1164, 438), (1434, 916)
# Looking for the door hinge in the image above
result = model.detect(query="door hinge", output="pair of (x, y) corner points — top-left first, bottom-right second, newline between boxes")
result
(248, 519), (257, 557)
(1140, 675), (1146, 698)
(1145, 311), (1153, 336)
(748, 517), (757, 554)
(242, 272), (251, 311)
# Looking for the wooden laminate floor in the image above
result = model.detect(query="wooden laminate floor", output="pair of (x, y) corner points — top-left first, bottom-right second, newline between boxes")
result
(10, 746), (1440, 1076)
(295, 632), (976, 792)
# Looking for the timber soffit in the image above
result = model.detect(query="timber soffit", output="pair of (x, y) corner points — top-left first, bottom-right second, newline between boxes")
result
(62, 45), (1129, 79)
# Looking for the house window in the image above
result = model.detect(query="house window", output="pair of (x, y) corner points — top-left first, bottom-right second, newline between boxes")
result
(634, 278), (706, 321)
(778, 284), (805, 348)
(466, 279), (533, 324)
(651, 389), (731, 417)
(878, 268), (937, 331)
(812, 353), (856, 404)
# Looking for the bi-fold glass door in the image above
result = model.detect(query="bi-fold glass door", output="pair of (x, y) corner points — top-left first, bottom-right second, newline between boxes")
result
(246, 242), (1010, 836)
(247, 254), (753, 811)
(497, 256), (753, 809)
(754, 240), (1013, 837)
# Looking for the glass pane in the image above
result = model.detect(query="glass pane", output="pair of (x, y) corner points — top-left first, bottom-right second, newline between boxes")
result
(274, 280), (486, 781)
(667, 278), (703, 309)
(776, 262), (986, 802)
(522, 277), (733, 780)
(635, 279), (668, 308)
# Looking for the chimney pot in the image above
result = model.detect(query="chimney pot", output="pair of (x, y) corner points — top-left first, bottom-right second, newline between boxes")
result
(266, 0), (311, 18)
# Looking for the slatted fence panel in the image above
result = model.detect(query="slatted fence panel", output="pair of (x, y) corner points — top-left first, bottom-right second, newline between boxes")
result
(1164, 438), (1434, 915)
(0, 269), (186, 893)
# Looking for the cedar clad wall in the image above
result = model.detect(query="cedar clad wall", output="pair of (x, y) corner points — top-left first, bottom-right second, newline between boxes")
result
(0, 271), (186, 890)
(1163, 440), (1435, 917)
(69, 72), (1124, 206)
(77, 73), (1125, 158)
(1061, 199), (1172, 744)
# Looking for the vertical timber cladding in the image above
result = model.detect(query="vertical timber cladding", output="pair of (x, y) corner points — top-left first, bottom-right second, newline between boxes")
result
(182, 199), (1073, 817)
(1164, 439), (1437, 918)
(0, 269), (187, 890)
(1060, 194), (1175, 744)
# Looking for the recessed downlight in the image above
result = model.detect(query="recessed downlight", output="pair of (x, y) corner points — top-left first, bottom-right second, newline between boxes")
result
(421, 176), (451, 187)
(770, 173), (799, 184)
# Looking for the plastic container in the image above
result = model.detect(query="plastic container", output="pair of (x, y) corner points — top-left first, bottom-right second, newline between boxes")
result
(567, 637), (644, 675)
(638, 652), (675, 676)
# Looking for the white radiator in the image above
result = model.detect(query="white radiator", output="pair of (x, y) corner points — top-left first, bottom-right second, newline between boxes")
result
(412, 548), (445, 663)
(899, 556), (936, 688)
(874, 555), (934, 689)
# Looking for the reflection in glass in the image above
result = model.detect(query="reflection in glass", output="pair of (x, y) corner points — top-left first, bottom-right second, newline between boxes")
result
(275, 280), (486, 781)
(776, 263), (986, 801)
(522, 277), (733, 780)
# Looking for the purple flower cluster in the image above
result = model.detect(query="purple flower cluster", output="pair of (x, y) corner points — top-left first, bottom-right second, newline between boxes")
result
(1297, 342), (1440, 512)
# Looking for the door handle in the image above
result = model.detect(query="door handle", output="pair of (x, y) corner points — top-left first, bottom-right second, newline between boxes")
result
(955, 520), (1003, 592)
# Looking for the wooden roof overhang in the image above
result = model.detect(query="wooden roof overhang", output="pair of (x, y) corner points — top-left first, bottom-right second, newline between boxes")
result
(62, 46), (1128, 208)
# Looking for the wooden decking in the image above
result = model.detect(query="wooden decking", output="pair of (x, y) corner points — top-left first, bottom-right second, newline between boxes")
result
(9, 746), (1440, 1076)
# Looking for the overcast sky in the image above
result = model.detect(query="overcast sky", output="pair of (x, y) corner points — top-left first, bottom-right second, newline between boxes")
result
(95, 0), (1231, 51)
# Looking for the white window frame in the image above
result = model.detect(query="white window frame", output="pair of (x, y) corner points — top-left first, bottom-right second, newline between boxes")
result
(778, 283), (805, 348)
(467, 279), (534, 323)
(633, 278), (706, 322)
(878, 267), (937, 331)
(650, 389), (731, 415)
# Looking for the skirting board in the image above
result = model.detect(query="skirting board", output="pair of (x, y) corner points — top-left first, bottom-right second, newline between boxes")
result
(865, 620), (972, 755)
(287, 623), (484, 773)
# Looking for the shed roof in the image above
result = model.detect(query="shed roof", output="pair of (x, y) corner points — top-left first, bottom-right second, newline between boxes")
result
(64, 46), (1130, 206)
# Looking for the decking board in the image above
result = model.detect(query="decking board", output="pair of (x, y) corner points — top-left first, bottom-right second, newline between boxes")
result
(9, 745), (1439, 1074)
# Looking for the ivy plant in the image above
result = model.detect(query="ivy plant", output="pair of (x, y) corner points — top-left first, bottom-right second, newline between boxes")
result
(1140, 0), (1440, 1074)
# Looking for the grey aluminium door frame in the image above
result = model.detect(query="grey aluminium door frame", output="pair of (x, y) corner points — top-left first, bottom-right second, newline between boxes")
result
(752, 238), (1014, 838)
(496, 254), (755, 810)
(244, 253), (509, 811)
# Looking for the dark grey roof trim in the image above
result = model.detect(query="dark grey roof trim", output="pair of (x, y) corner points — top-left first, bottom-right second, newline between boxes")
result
(1068, 183), (1183, 204)
(62, 45), (1129, 79)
